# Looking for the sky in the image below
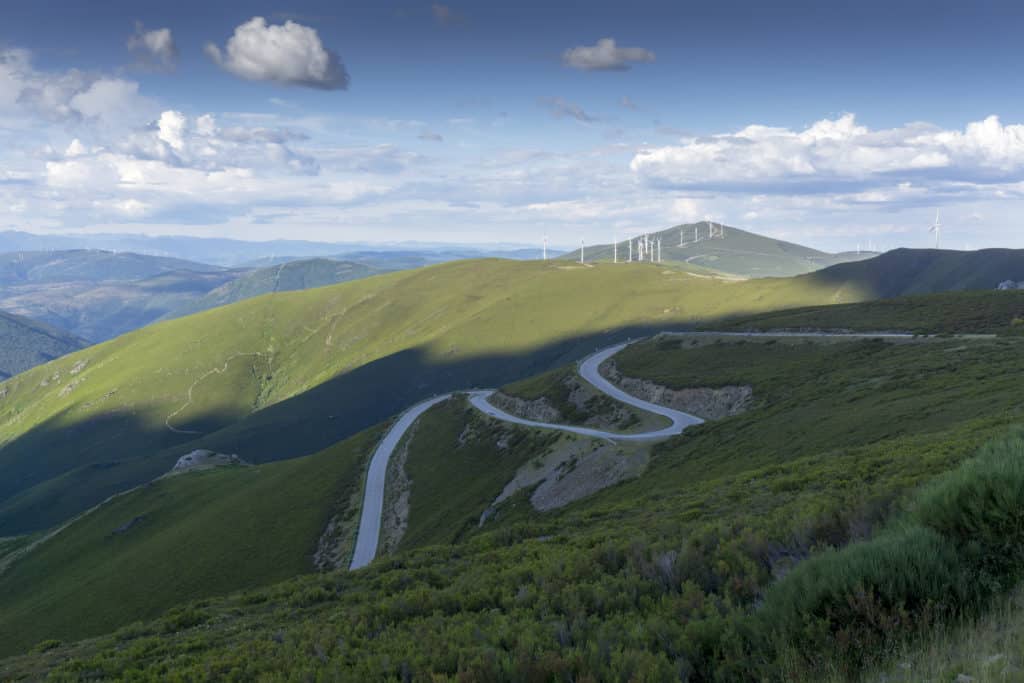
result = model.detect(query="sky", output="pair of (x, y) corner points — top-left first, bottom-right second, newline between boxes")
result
(2, 0), (1024, 251)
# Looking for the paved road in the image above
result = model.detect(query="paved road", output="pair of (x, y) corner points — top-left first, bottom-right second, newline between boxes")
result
(349, 340), (704, 570)
(349, 330), (923, 570)
(349, 394), (453, 570)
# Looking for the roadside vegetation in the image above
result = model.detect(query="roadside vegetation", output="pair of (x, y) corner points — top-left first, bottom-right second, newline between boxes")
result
(4, 329), (1024, 679)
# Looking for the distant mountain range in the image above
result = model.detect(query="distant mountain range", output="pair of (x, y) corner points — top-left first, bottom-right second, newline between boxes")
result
(0, 311), (86, 380)
(0, 231), (543, 267)
(0, 251), (391, 343)
(561, 222), (876, 278)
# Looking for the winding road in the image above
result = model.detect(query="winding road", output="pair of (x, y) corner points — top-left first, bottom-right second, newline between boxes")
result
(349, 339), (703, 570)
(349, 331), (923, 570)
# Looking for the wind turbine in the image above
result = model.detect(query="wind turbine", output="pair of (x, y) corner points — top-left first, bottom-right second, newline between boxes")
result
(928, 210), (942, 249)
(542, 235), (548, 260)
(580, 238), (585, 264)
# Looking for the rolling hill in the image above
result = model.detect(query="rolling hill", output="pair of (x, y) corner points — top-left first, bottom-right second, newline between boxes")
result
(3, 321), (1024, 679)
(0, 258), (850, 538)
(161, 258), (382, 320)
(563, 222), (876, 277)
(0, 311), (86, 380)
(0, 255), (388, 342)
(801, 247), (1024, 298)
(0, 250), (222, 285)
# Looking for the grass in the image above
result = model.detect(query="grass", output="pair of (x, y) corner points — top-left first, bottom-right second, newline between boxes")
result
(716, 288), (1024, 335)
(0, 424), (380, 657)
(398, 396), (558, 551)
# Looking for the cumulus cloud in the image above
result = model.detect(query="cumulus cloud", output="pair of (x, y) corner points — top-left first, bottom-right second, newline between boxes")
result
(128, 22), (178, 68)
(563, 38), (655, 71)
(205, 17), (349, 90)
(631, 114), (1024, 193)
(539, 96), (596, 123)
(0, 48), (153, 124)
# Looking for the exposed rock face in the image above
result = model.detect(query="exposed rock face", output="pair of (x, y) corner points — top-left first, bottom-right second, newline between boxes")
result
(171, 449), (246, 473)
(600, 360), (753, 421)
(487, 392), (562, 423)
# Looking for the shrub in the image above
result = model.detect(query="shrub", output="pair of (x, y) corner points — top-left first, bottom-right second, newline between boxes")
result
(758, 525), (967, 672)
(913, 429), (1024, 587)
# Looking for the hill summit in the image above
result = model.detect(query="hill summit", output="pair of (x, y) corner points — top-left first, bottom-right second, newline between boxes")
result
(564, 222), (875, 278)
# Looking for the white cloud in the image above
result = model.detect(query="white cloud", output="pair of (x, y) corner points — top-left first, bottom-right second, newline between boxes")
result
(205, 17), (349, 90)
(0, 49), (152, 124)
(157, 110), (187, 151)
(631, 114), (1024, 193)
(128, 23), (178, 68)
(563, 38), (655, 71)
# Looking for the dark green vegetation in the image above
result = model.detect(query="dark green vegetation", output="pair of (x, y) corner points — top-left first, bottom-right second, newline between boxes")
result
(0, 252), (387, 342)
(4, 330), (1024, 679)
(161, 258), (381, 320)
(801, 247), (1024, 299)
(0, 427), (379, 656)
(0, 310), (85, 380)
(566, 222), (875, 277)
(398, 397), (557, 551)
(716, 289), (1024, 335)
(0, 259), (844, 537)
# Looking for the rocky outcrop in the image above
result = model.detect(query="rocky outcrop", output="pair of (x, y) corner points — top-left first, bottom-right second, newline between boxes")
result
(171, 449), (247, 473)
(487, 392), (562, 423)
(600, 360), (753, 421)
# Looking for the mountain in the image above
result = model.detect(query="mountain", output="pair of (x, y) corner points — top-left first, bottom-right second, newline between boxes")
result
(161, 259), (384, 320)
(0, 311), (86, 380)
(0, 258), (856, 540)
(0, 250), (221, 285)
(0, 231), (543, 267)
(562, 222), (876, 278)
(801, 247), (1024, 298)
(0, 254), (389, 342)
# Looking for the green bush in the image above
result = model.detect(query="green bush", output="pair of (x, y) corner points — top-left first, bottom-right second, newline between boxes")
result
(759, 525), (968, 672)
(913, 430), (1024, 587)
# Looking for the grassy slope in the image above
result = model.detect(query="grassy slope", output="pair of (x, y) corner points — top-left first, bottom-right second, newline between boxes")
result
(801, 247), (1024, 299)
(0, 425), (379, 656)
(4, 329), (1024, 677)
(0, 311), (86, 380)
(160, 258), (382, 320)
(399, 397), (558, 551)
(0, 259), (844, 536)
(566, 223), (875, 277)
(714, 289), (1024, 334)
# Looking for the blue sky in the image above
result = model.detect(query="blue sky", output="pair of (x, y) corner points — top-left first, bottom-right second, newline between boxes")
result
(2, 0), (1023, 250)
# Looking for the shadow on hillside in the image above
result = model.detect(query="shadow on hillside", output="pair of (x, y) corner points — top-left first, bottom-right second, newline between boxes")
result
(0, 323), (690, 536)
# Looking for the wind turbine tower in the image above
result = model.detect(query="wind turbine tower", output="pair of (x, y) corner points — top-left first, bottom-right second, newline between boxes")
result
(580, 239), (585, 264)
(542, 235), (548, 260)
(628, 238), (633, 262)
(929, 210), (942, 249)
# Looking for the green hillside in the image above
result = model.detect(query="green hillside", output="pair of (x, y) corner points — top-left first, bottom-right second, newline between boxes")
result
(4, 328), (1024, 679)
(0, 258), (845, 537)
(563, 222), (875, 277)
(162, 258), (382, 319)
(803, 247), (1024, 298)
(0, 311), (86, 380)
(0, 427), (378, 656)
